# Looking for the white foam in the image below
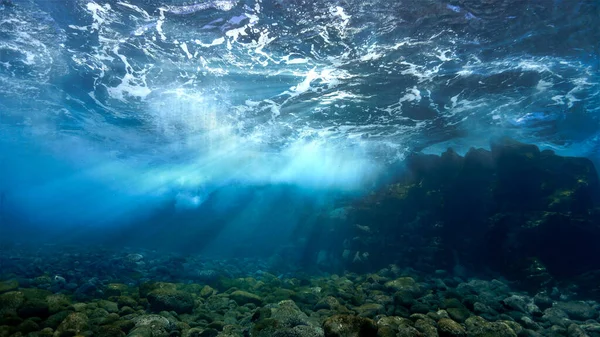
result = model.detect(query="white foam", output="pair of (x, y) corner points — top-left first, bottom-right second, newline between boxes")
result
(180, 42), (193, 59)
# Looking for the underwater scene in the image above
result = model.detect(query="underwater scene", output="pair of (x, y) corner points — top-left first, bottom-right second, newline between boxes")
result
(1, 0), (600, 336)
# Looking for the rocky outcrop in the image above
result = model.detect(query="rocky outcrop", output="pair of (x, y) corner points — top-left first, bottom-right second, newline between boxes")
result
(328, 138), (600, 287)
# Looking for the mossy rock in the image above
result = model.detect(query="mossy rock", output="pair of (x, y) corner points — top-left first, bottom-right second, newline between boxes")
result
(229, 291), (262, 306)
(200, 286), (216, 298)
(147, 289), (195, 314)
(0, 291), (25, 314)
(95, 324), (126, 337)
(465, 316), (517, 337)
(97, 300), (119, 314)
(446, 307), (471, 323)
(355, 303), (385, 318)
(42, 310), (73, 330)
(18, 297), (50, 319)
(56, 312), (89, 335)
(112, 320), (135, 334)
(323, 315), (377, 337)
(16, 319), (39, 334)
(105, 284), (130, 297)
(438, 318), (466, 337)
(0, 325), (14, 337)
(139, 282), (178, 298)
(113, 296), (138, 309)
(555, 301), (598, 321)
(414, 319), (437, 337)
(0, 280), (18, 294)
(47, 294), (72, 314)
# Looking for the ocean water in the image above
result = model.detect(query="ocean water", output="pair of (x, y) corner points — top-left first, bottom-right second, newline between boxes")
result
(0, 0), (600, 336)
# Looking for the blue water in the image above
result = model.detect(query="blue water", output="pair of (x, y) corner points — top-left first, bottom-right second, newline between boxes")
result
(0, 0), (598, 252)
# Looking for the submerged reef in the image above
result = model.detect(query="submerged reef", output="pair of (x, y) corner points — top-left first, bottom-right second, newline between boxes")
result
(311, 138), (600, 290)
(2, 246), (600, 337)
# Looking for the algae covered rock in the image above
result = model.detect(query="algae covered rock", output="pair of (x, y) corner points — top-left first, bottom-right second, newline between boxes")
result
(56, 312), (90, 335)
(0, 280), (18, 294)
(251, 300), (322, 337)
(464, 316), (517, 337)
(229, 291), (262, 306)
(147, 288), (195, 313)
(0, 291), (25, 314)
(323, 315), (377, 337)
(555, 301), (598, 321)
(437, 318), (465, 337)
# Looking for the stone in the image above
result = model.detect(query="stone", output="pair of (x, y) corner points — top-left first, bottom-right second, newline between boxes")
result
(384, 278), (422, 296)
(437, 318), (465, 337)
(98, 300), (119, 313)
(0, 280), (18, 294)
(269, 300), (313, 328)
(96, 325), (127, 337)
(131, 315), (172, 329)
(47, 294), (72, 314)
(464, 316), (517, 337)
(200, 286), (216, 298)
(0, 291), (24, 315)
(18, 297), (50, 318)
(16, 319), (39, 334)
(414, 319), (438, 337)
(355, 303), (385, 318)
(56, 312), (89, 335)
(555, 302), (598, 321)
(446, 307), (471, 323)
(567, 323), (587, 337)
(315, 296), (341, 311)
(323, 315), (377, 337)
(147, 289), (195, 314)
(229, 291), (262, 306)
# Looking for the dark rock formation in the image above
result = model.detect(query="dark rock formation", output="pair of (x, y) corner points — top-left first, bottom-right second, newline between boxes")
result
(333, 138), (600, 288)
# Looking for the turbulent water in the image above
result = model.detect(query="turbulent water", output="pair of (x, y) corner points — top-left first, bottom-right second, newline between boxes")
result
(0, 0), (599, 229)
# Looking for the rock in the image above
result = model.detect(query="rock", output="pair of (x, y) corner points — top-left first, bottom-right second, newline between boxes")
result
(0, 280), (18, 294)
(251, 301), (323, 337)
(43, 310), (72, 330)
(147, 289), (195, 314)
(128, 315), (174, 337)
(555, 302), (598, 321)
(542, 307), (572, 327)
(229, 291), (262, 306)
(105, 283), (130, 297)
(74, 279), (102, 301)
(567, 323), (588, 337)
(446, 307), (471, 323)
(18, 298), (50, 318)
(355, 303), (385, 318)
(315, 296), (341, 311)
(0, 291), (24, 314)
(128, 326), (158, 337)
(464, 316), (517, 337)
(47, 294), (72, 314)
(269, 300), (313, 328)
(115, 296), (138, 309)
(56, 312), (89, 335)
(131, 315), (172, 329)
(98, 300), (119, 313)
(533, 293), (553, 311)
(200, 286), (216, 298)
(473, 302), (498, 318)
(437, 318), (465, 337)
(16, 319), (39, 334)
(385, 278), (422, 296)
(414, 319), (438, 337)
(323, 315), (377, 337)
(96, 325), (127, 337)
